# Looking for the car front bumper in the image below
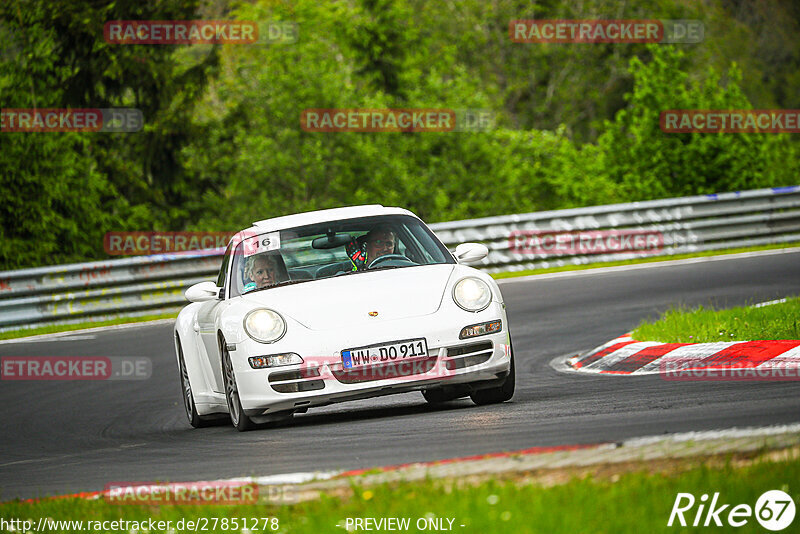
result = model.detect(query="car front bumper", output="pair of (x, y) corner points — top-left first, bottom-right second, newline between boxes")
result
(230, 302), (511, 416)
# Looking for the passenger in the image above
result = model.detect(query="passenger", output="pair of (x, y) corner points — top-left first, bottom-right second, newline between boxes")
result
(243, 253), (285, 292)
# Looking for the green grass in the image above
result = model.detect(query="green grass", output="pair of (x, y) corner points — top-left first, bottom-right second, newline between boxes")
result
(633, 297), (800, 343)
(490, 242), (800, 279)
(2, 454), (798, 533)
(0, 312), (178, 341)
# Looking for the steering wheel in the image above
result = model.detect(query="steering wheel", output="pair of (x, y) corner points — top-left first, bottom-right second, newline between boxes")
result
(367, 254), (416, 268)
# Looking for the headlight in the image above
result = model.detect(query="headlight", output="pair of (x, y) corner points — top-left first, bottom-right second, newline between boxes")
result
(243, 308), (286, 343)
(453, 277), (492, 312)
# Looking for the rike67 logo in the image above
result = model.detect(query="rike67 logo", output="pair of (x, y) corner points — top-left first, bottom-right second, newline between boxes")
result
(668, 490), (796, 531)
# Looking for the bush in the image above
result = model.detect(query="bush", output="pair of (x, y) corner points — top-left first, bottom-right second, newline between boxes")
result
(594, 45), (798, 200)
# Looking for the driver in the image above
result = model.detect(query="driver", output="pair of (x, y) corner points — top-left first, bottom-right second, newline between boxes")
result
(346, 225), (397, 271)
(243, 253), (285, 292)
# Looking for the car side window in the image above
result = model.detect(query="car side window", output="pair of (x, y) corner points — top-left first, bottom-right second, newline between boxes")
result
(406, 224), (443, 263)
(216, 242), (234, 293)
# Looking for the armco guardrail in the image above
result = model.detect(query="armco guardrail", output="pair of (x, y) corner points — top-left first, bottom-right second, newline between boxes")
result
(0, 253), (222, 331)
(1, 186), (798, 331)
(433, 185), (800, 274)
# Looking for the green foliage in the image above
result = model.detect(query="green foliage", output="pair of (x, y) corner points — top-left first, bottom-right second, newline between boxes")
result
(183, 0), (619, 230)
(0, 0), (218, 268)
(594, 45), (798, 200)
(2, 0), (799, 269)
(0, 132), (113, 269)
(0, 5), (113, 268)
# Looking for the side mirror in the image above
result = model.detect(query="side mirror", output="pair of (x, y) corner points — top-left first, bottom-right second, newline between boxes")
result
(453, 242), (488, 265)
(185, 281), (222, 303)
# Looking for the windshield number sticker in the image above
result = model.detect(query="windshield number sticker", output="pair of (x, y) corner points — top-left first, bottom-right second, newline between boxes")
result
(243, 232), (281, 257)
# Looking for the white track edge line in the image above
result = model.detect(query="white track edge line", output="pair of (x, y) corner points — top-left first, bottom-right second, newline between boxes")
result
(497, 246), (800, 284)
(0, 318), (176, 345)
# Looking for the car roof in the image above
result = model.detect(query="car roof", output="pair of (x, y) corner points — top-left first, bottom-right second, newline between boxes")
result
(242, 205), (419, 235)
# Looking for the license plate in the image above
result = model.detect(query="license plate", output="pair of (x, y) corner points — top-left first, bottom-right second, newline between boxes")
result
(342, 338), (429, 369)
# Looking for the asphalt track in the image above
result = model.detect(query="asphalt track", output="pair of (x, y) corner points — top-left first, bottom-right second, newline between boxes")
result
(1, 249), (799, 500)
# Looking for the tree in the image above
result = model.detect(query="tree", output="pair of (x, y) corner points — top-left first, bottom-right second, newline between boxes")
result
(0, 0), (219, 268)
(594, 45), (797, 200)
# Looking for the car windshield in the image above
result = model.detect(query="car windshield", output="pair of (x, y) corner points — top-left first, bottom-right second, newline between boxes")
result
(229, 214), (454, 297)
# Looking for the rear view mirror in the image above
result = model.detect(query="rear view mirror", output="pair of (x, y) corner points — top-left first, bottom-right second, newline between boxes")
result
(312, 231), (352, 249)
(454, 242), (489, 265)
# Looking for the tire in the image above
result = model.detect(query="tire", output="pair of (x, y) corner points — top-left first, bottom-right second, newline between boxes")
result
(470, 344), (516, 406)
(221, 337), (256, 431)
(177, 337), (214, 428)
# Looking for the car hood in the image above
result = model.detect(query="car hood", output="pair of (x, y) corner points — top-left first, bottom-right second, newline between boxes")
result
(241, 264), (456, 330)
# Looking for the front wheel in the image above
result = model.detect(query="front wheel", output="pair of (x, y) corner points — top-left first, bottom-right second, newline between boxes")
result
(221, 338), (256, 431)
(177, 337), (214, 428)
(422, 387), (468, 404)
(470, 346), (515, 406)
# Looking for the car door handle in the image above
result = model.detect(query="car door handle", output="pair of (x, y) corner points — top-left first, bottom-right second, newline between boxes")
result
(193, 321), (200, 332)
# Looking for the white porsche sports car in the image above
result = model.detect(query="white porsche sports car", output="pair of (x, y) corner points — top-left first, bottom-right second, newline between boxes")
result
(174, 205), (515, 431)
